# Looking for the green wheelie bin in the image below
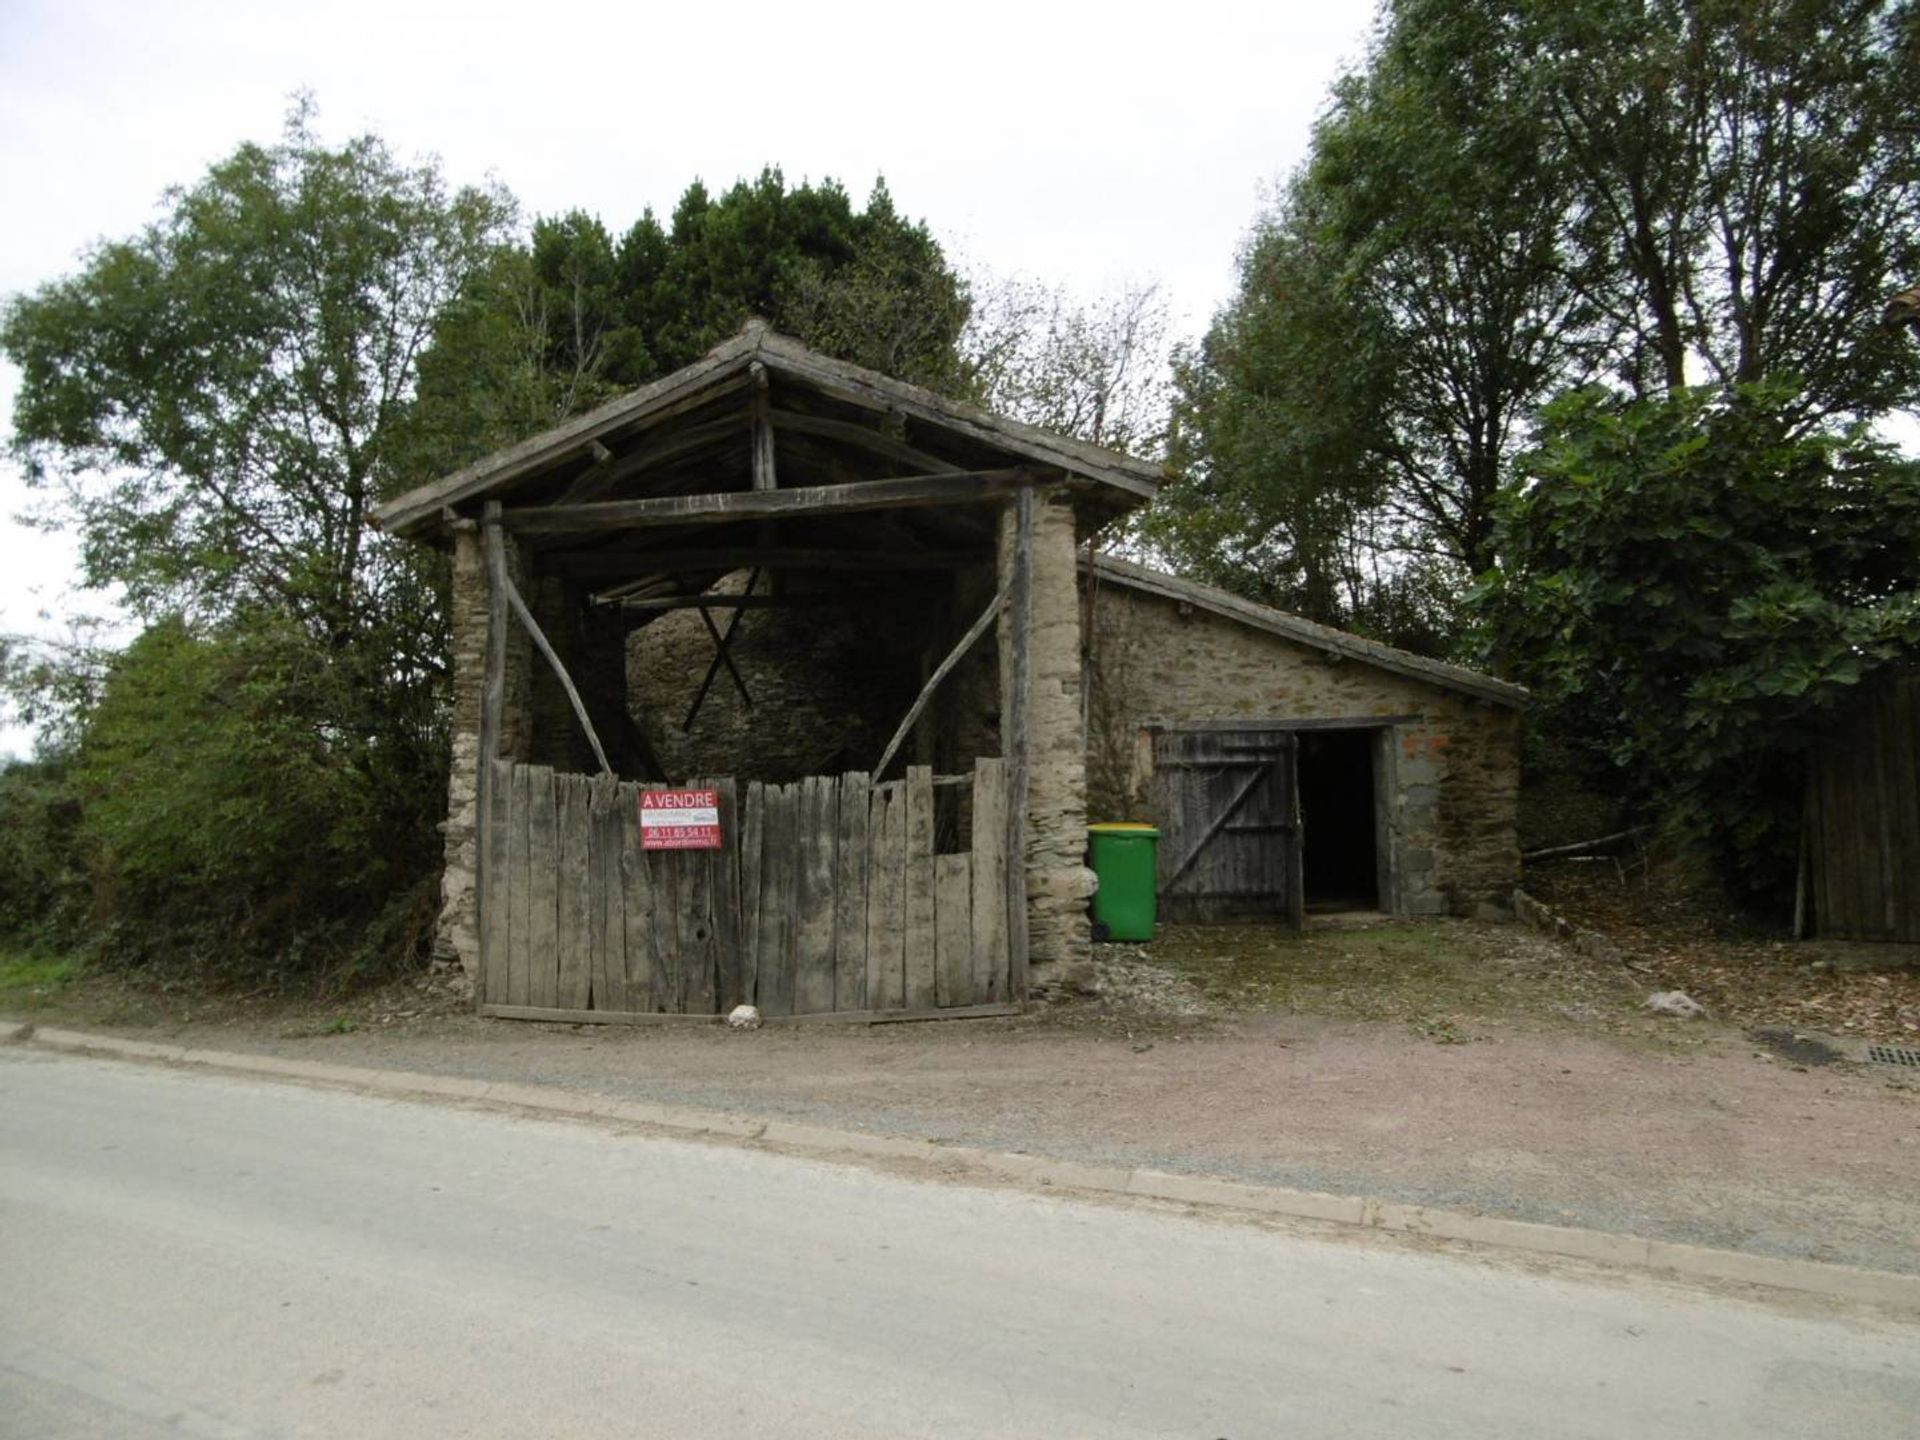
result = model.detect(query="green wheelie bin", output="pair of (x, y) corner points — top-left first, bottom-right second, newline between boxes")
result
(1088, 822), (1160, 943)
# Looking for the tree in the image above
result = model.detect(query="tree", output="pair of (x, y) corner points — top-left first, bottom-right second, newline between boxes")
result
(406, 170), (971, 480)
(1, 103), (515, 974)
(1159, 0), (1595, 645)
(1527, 0), (1920, 421)
(1159, 0), (1920, 650)
(965, 275), (1174, 460)
(1474, 381), (1920, 891)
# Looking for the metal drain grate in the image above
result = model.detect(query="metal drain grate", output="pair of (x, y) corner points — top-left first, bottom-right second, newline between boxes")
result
(1868, 1044), (1920, 1068)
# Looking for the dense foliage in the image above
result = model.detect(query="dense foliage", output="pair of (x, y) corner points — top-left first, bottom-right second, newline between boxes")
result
(1159, 0), (1920, 654)
(403, 170), (971, 479)
(1477, 383), (1920, 890)
(1, 106), (511, 977)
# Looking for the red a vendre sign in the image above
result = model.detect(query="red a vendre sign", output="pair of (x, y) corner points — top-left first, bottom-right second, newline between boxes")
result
(639, 788), (723, 850)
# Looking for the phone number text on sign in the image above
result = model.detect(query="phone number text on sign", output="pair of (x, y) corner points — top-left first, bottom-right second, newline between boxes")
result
(639, 788), (722, 850)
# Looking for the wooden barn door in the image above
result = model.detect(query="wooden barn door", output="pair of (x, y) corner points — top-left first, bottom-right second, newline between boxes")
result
(1152, 729), (1303, 926)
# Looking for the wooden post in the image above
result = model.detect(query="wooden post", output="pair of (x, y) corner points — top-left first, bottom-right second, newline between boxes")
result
(750, 360), (777, 491)
(872, 583), (1008, 781)
(477, 504), (512, 1008)
(497, 560), (614, 777)
(1003, 488), (1034, 998)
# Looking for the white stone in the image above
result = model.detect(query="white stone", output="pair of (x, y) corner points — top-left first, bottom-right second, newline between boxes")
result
(726, 1005), (763, 1029)
(1645, 990), (1708, 1019)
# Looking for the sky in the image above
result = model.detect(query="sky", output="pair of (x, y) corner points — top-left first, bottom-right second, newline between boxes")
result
(0, 0), (1381, 755)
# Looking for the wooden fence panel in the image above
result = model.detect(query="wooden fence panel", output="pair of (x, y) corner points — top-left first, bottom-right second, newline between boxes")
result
(866, 781), (907, 1011)
(711, 778), (745, 1010)
(794, 776), (839, 1015)
(934, 853), (974, 1007)
(757, 783), (797, 1017)
(479, 762), (1019, 1021)
(833, 772), (871, 1011)
(483, 758), (514, 1008)
(588, 775), (626, 1013)
(970, 758), (1010, 1004)
(529, 766), (562, 1007)
(739, 782), (765, 1008)
(618, 782), (657, 1011)
(505, 765), (533, 1005)
(556, 774), (593, 1010)
(904, 766), (937, 1009)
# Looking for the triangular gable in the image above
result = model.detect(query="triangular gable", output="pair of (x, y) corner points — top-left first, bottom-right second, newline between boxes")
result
(1088, 554), (1529, 709)
(373, 321), (1163, 540)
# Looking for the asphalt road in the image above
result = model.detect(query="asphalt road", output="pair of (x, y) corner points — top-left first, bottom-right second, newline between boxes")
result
(1, 1050), (1915, 1439)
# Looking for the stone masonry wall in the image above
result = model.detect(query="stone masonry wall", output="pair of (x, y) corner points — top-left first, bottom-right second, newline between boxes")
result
(625, 569), (962, 784)
(1003, 495), (1093, 990)
(436, 528), (534, 983)
(1083, 579), (1520, 915)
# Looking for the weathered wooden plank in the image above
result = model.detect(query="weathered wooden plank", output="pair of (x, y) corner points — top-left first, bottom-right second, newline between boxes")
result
(1003, 488), (1034, 998)
(756, 784), (797, 1016)
(1893, 678), (1920, 941)
(866, 782), (906, 1011)
(483, 758), (514, 1008)
(934, 853), (974, 1008)
(674, 779), (720, 1016)
(503, 468), (1033, 534)
(555, 774), (593, 1010)
(740, 782), (765, 1007)
(769, 408), (950, 473)
(683, 852), (719, 1015)
(872, 584), (1008, 780)
(710, 778), (745, 1011)
(558, 416), (742, 506)
(904, 765), (937, 1010)
(647, 845), (682, 1012)
(525, 765), (559, 1008)
(750, 360), (777, 491)
(495, 563), (612, 775)
(794, 776), (839, 1015)
(970, 757), (1011, 1004)
(618, 783), (657, 1011)
(588, 774), (626, 1013)
(476, 510), (511, 1009)
(552, 771), (587, 1006)
(832, 772), (871, 1012)
(546, 545), (987, 580)
(370, 337), (758, 537)
(505, 763), (533, 1007)
(618, 592), (844, 614)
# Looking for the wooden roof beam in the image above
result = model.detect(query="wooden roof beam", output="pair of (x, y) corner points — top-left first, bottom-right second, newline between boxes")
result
(542, 545), (991, 579)
(502, 467), (1046, 536)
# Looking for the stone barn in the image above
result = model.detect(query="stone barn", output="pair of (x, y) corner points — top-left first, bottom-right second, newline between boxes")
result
(1079, 556), (1526, 927)
(372, 323), (1524, 1020)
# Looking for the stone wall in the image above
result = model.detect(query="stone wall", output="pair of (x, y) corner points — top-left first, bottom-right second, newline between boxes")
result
(1003, 495), (1093, 989)
(436, 527), (534, 981)
(624, 569), (986, 784)
(1083, 577), (1521, 915)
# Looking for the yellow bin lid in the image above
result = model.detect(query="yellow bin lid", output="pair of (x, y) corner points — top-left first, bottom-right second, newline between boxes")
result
(1089, 822), (1159, 835)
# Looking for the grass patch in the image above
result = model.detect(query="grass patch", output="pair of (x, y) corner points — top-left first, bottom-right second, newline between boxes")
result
(0, 949), (84, 1010)
(1147, 919), (1643, 1036)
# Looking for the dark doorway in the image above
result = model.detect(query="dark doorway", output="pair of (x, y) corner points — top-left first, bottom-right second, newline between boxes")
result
(1298, 729), (1379, 911)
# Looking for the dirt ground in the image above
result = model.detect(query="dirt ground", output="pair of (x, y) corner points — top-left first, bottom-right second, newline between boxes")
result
(9, 915), (1919, 1278)
(1527, 858), (1920, 1043)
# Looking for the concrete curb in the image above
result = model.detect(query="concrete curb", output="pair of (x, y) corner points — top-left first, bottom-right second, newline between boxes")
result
(15, 1023), (1920, 1313)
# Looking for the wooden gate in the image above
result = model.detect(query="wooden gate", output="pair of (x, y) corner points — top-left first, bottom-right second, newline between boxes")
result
(478, 758), (1018, 1022)
(1151, 729), (1302, 925)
